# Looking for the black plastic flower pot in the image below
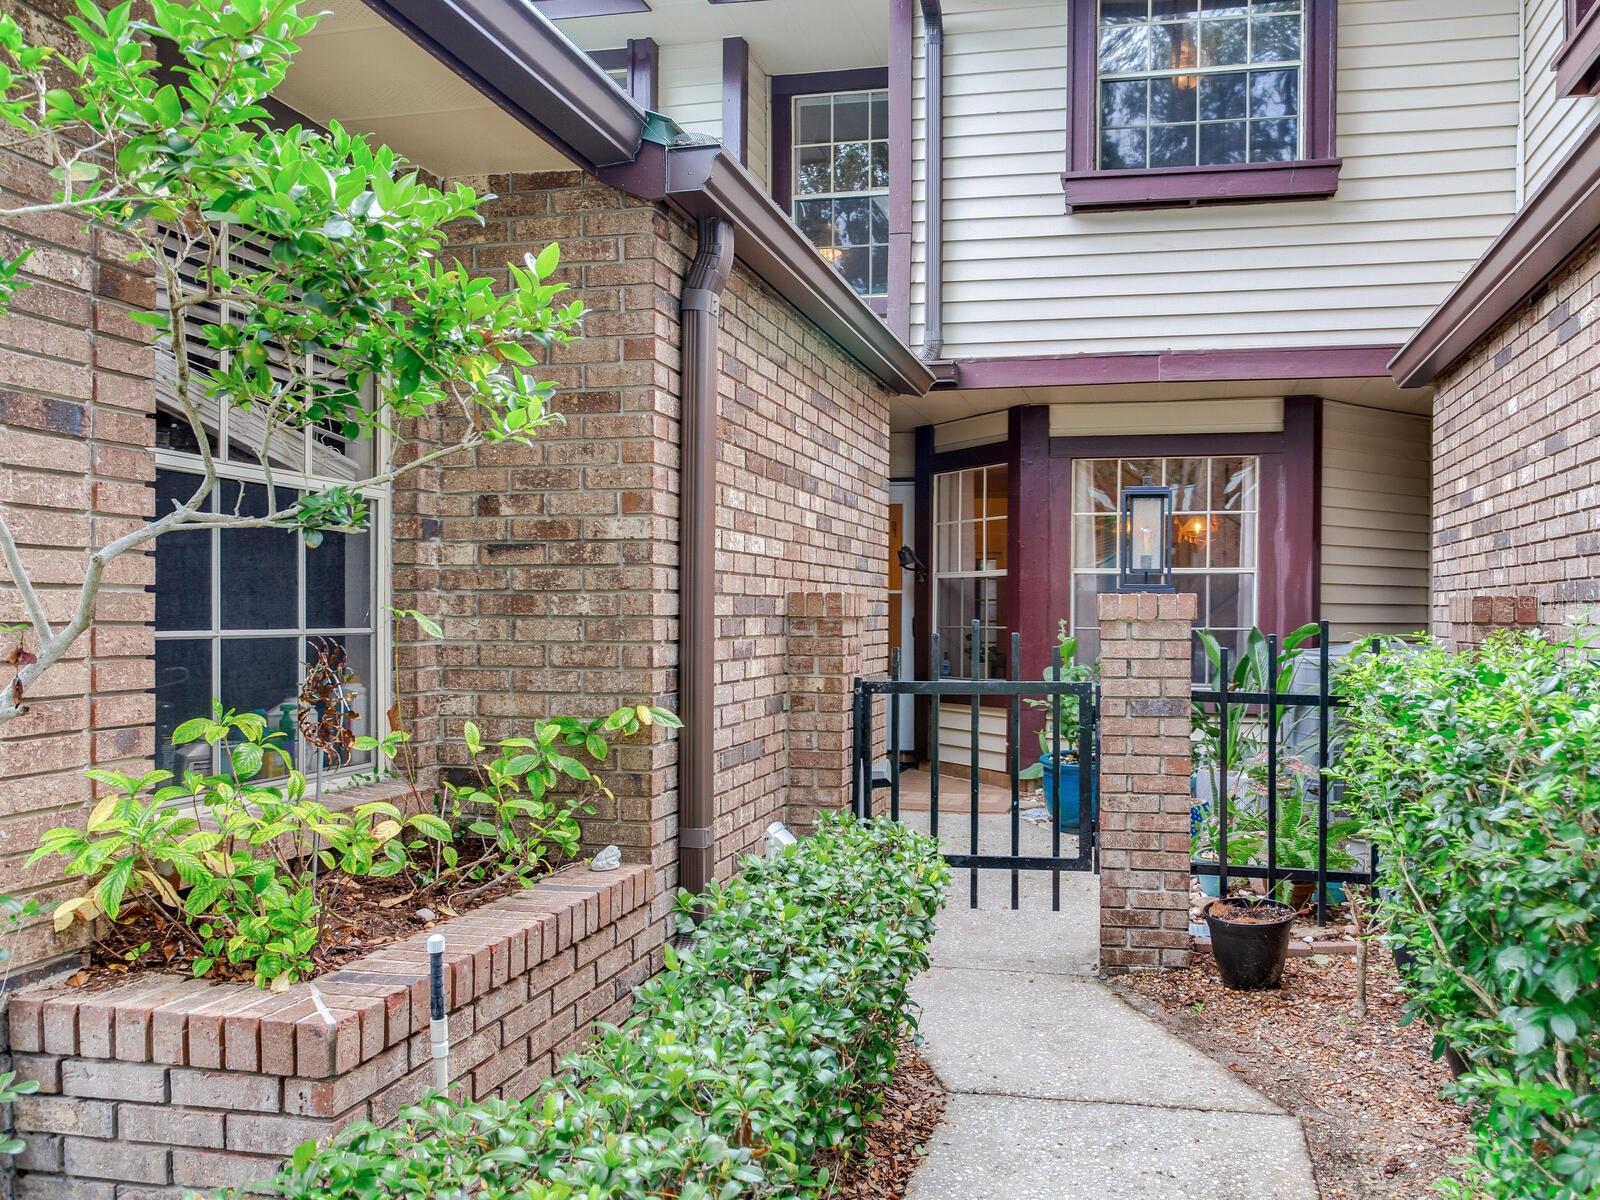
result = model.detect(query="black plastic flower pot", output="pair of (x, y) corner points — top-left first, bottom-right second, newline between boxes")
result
(1203, 898), (1296, 990)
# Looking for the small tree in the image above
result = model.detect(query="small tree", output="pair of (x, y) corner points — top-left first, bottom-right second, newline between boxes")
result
(0, 0), (581, 725)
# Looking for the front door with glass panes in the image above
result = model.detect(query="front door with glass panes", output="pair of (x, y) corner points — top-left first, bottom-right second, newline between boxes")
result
(1070, 456), (1258, 666)
(931, 464), (1009, 679)
(151, 228), (386, 783)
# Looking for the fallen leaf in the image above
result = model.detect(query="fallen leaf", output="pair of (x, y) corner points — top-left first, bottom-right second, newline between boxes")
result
(66, 970), (90, 987)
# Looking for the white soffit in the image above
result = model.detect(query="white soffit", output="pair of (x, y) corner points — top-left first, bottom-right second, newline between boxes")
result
(276, 0), (575, 178)
(932, 411), (1008, 452)
(1049, 398), (1285, 438)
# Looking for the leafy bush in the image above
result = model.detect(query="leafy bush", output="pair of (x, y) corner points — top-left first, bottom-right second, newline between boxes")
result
(28, 702), (669, 989)
(1335, 630), (1600, 1199)
(253, 814), (949, 1198)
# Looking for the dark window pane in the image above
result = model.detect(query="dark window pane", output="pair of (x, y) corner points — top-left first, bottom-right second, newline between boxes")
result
(1201, 0), (1247, 13)
(1150, 124), (1197, 167)
(795, 198), (833, 246)
(220, 636), (300, 761)
(1101, 78), (1148, 127)
(833, 141), (869, 192)
(1101, 0), (1149, 24)
(870, 195), (891, 242)
(870, 245), (889, 295)
(1249, 117), (1298, 161)
(870, 140), (890, 188)
(1101, 127), (1147, 169)
(1200, 18), (1247, 65)
(155, 408), (216, 456)
(1199, 119), (1247, 164)
(796, 144), (831, 194)
(306, 524), (370, 630)
(155, 639), (212, 777)
(1150, 21), (1197, 71)
(218, 479), (298, 630)
(838, 246), (871, 294)
(154, 470), (211, 632)
(796, 96), (830, 144)
(1153, 0), (1200, 16)
(1174, 514), (1208, 569)
(1199, 70), (1247, 119)
(1249, 68), (1298, 116)
(303, 634), (374, 772)
(1212, 457), (1257, 510)
(834, 94), (870, 140)
(1099, 24), (1150, 72)
(871, 93), (889, 139)
(1251, 13), (1301, 62)
(835, 197), (872, 246)
(1150, 75), (1198, 123)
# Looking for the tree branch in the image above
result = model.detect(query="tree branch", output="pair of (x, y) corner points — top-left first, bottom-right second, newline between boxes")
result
(0, 512), (52, 641)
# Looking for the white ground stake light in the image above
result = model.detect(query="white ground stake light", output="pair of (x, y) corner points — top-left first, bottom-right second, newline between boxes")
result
(428, 933), (450, 1092)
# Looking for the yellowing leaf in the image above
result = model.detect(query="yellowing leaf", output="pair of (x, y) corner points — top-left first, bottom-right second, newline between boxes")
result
(52, 896), (93, 933)
(636, 705), (652, 727)
(85, 795), (120, 832)
(371, 819), (402, 844)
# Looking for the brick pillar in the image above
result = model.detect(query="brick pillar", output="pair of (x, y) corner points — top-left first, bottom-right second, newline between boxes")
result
(1096, 591), (1195, 973)
(785, 590), (868, 833)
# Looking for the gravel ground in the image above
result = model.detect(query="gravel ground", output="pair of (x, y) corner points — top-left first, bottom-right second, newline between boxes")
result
(1113, 952), (1472, 1200)
(820, 1040), (947, 1200)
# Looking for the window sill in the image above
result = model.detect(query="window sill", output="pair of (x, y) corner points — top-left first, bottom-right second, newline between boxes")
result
(1555, 7), (1600, 97)
(1060, 159), (1342, 213)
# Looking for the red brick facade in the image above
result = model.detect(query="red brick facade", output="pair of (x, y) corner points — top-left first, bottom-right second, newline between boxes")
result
(1432, 233), (1600, 645)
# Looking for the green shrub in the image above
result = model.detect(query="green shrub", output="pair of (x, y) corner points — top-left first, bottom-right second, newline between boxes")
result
(1335, 630), (1600, 1199)
(252, 814), (949, 1198)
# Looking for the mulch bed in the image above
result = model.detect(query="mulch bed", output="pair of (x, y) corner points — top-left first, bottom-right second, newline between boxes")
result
(1113, 951), (1472, 1200)
(820, 1039), (947, 1199)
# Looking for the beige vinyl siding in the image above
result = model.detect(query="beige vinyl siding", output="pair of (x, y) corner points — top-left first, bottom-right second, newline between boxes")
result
(747, 52), (772, 189)
(911, 0), (1521, 359)
(659, 41), (723, 140)
(1522, 0), (1599, 199)
(1048, 398), (1284, 437)
(937, 704), (1009, 775)
(1320, 401), (1431, 641)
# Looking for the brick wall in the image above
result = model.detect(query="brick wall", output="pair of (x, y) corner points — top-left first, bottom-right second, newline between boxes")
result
(0, 0), (158, 972)
(7, 865), (658, 1198)
(1433, 232), (1600, 643)
(1096, 592), (1195, 973)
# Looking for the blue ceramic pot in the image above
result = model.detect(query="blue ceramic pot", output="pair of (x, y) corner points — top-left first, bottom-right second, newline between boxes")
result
(1039, 752), (1098, 827)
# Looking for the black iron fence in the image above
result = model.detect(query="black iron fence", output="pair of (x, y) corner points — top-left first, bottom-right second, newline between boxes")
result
(851, 623), (1097, 912)
(1190, 619), (1376, 926)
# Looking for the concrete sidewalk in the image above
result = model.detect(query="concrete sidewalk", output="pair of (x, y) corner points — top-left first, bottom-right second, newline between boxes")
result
(905, 872), (1320, 1200)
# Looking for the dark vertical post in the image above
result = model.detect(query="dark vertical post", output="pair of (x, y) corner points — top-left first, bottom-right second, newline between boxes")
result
(1266, 634), (1279, 900)
(1051, 639), (1063, 912)
(1217, 646), (1232, 899)
(890, 646), (903, 822)
(1010, 630), (1021, 911)
(929, 630), (942, 842)
(1317, 620), (1331, 927)
(969, 618), (980, 909)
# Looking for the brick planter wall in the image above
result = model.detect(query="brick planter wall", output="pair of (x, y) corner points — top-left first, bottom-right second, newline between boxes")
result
(4, 864), (657, 1198)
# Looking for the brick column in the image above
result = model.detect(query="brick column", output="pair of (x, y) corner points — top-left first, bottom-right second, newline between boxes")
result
(1096, 592), (1195, 973)
(785, 590), (868, 833)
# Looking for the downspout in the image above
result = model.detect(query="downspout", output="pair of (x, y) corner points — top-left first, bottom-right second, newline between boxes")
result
(920, 0), (945, 361)
(679, 216), (735, 898)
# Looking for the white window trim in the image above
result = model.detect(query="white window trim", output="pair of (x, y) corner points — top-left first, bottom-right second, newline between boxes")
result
(931, 464), (1009, 678)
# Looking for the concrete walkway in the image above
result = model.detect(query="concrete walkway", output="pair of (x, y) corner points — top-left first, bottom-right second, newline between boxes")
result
(904, 853), (1320, 1199)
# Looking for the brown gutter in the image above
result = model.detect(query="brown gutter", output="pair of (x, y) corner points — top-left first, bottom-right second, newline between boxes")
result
(1391, 117), (1600, 388)
(920, 0), (945, 361)
(678, 217), (734, 897)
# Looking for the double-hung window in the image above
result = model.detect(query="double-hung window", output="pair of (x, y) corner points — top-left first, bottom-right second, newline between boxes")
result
(1557, 0), (1600, 96)
(787, 88), (891, 299)
(931, 464), (1010, 679)
(151, 229), (388, 783)
(1063, 0), (1339, 211)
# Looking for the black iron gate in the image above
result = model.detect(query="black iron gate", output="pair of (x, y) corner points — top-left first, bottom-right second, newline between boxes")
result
(850, 623), (1098, 911)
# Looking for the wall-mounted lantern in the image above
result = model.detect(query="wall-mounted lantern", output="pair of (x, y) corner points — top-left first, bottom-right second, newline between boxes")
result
(1118, 482), (1175, 593)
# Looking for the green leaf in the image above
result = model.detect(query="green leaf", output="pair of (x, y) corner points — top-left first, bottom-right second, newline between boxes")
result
(152, 83), (181, 126)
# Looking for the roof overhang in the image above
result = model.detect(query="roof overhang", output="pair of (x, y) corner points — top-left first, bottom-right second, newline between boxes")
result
(1391, 117), (1600, 388)
(364, 0), (931, 397)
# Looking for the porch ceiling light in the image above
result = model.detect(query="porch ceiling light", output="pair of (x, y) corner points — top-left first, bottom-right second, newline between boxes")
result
(1118, 482), (1175, 593)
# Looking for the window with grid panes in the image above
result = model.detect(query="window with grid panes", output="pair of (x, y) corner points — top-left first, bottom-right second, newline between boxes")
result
(150, 228), (386, 783)
(790, 89), (890, 298)
(932, 464), (1010, 679)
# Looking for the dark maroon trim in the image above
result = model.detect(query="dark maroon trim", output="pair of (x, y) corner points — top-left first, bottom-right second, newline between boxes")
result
(1280, 396), (1322, 633)
(921, 0), (944, 357)
(770, 67), (892, 213)
(722, 37), (750, 166)
(1064, 0), (1340, 212)
(1008, 407), (1066, 743)
(629, 37), (658, 110)
(1050, 427), (1316, 640)
(913, 426), (935, 757)
(1556, 0), (1600, 96)
(1391, 119), (1600, 387)
(532, 0), (648, 17)
(889, 0), (915, 339)
(927, 439), (1009, 476)
(943, 344), (1401, 391)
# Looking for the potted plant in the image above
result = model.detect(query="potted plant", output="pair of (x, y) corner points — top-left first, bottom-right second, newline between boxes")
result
(1201, 894), (1298, 989)
(1019, 623), (1097, 826)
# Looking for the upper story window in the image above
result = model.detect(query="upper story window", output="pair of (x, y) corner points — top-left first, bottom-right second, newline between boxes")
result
(1096, 1), (1304, 170)
(1556, 0), (1600, 97)
(1063, 0), (1339, 212)
(791, 89), (890, 298)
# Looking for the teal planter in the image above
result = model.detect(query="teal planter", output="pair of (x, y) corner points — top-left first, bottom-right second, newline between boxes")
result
(1039, 752), (1097, 828)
